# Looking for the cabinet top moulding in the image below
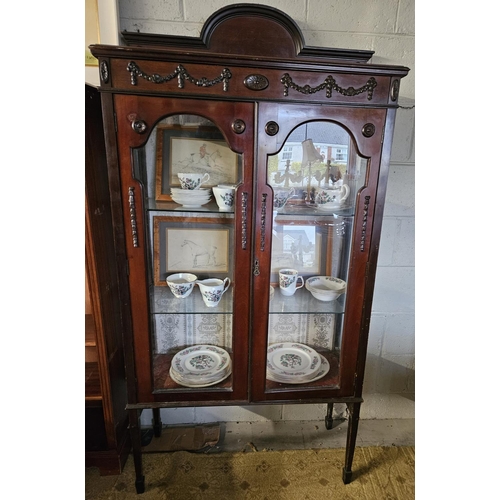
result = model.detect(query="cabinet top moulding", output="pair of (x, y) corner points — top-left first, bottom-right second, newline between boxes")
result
(119, 3), (374, 63)
(90, 4), (409, 85)
(89, 46), (409, 77)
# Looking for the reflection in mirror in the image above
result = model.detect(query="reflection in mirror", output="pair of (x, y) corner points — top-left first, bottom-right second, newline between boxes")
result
(131, 113), (242, 393)
(265, 120), (368, 392)
(268, 121), (367, 215)
(134, 114), (242, 211)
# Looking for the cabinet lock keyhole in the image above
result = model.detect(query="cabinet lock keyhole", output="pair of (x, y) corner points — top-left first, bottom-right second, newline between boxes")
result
(253, 259), (260, 276)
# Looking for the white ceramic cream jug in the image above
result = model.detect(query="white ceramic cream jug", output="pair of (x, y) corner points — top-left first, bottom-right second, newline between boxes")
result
(315, 184), (350, 208)
(196, 278), (231, 307)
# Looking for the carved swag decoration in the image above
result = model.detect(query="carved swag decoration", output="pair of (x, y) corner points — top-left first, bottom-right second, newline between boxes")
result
(281, 73), (377, 100)
(127, 61), (232, 91)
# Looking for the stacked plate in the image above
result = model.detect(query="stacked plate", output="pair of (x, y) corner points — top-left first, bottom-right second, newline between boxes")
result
(171, 187), (212, 208)
(169, 344), (232, 387)
(266, 342), (330, 384)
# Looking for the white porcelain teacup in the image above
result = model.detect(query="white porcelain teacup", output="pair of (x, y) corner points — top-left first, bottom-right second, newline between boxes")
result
(279, 268), (304, 296)
(212, 185), (236, 211)
(166, 273), (198, 298)
(196, 277), (231, 307)
(177, 172), (210, 190)
(315, 184), (350, 209)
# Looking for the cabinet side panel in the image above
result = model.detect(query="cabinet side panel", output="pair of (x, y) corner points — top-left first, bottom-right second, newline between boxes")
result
(85, 84), (129, 452)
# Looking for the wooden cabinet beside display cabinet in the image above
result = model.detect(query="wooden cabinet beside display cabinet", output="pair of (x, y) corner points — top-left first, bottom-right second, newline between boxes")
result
(90, 4), (409, 493)
(85, 84), (131, 474)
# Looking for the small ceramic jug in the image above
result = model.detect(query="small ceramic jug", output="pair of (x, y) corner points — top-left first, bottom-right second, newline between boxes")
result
(212, 185), (236, 211)
(196, 278), (231, 307)
(278, 269), (304, 296)
(315, 184), (350, 208)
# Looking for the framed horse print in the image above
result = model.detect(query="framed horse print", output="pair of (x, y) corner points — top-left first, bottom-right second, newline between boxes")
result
(155, 124), (240, 201)
(269, 223), (327, 285)
(153, 215), (234, 286)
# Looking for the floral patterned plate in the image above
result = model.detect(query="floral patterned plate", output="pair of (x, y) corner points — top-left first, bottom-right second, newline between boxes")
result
(267, 353), (330, 384)
(172, 360), (232, 384)
(266, 342), (321, 380)
(169, 365), (232, 387)
(171, 345), (231, 378)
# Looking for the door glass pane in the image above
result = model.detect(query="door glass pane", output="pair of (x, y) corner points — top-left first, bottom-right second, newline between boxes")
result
(133, 114), (242, 392)
(266, 121), (367, 391)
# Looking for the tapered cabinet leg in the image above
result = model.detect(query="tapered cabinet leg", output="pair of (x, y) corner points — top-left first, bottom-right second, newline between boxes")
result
(153, 408), (162, 437)
(342, 402), (361, 484)
(325, 402), (334, 430)
(129, 409), (145, 494)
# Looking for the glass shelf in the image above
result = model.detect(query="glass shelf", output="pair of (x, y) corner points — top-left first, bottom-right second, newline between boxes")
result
(275, 203), (355, 218)
(146, 200), (353, 218)
(147, 200), (234, 215)
(154, 285), (344, 315)
(152, 286), (233, 314)
(269, 286), (345, 314)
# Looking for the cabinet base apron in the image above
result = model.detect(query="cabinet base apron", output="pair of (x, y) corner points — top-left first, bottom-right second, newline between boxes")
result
(127, 400), (363, 494)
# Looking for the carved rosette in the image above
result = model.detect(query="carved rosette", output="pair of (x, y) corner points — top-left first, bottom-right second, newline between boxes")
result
(244, 74), (269, 91)
(281, 73), (377, 100)
(265, 121), (279, 136)
(232, 119), (246, 134)
(390, 79), (400, 101)
(99, 61), (109, 84)
(362, 123), (375, 138)
(132, 120), (148, 134)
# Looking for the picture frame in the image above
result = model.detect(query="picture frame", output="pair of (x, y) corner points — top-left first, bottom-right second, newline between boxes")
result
(85, 0), (99, 67)
(153, 216), (234, 286)
(270, 218), (332, 284)
(85, 0), (120, 86)
(155, 125), (240, 201)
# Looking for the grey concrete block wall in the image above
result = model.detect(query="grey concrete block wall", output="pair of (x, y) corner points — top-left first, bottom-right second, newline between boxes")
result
(116, 0), (415, 421)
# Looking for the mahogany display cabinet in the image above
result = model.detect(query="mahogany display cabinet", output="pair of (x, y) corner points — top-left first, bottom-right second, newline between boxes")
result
(90, 4), (409, 493)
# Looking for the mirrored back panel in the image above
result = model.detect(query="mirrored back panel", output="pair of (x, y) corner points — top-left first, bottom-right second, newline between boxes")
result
(265, 121), (367, 392)
(133, 114), (243, 393)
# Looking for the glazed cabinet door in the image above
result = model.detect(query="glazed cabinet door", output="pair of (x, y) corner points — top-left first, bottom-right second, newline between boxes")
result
(251, 103), (389, 401)
(112, 95), (255, 403)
